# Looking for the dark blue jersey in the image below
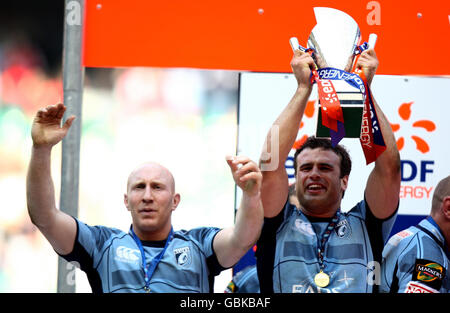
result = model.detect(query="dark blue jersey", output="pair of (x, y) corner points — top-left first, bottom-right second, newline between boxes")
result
(380, 217), (449, 293)
(60, 218), (225, 293)
(256, 199), (396, 293)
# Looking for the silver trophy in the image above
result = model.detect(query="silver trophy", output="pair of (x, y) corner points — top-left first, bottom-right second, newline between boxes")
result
(292, 8), (375, 139)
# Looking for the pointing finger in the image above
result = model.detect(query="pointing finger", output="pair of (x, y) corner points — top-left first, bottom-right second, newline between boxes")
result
(225, 155), (239, 173)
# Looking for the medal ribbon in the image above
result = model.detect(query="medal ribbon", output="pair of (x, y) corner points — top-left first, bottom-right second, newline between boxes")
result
(130, 225), (174, 292)
(316, 211), (340, 272)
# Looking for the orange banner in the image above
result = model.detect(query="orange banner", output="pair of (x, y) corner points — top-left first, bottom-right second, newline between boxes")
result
(83, 0), (450, 75)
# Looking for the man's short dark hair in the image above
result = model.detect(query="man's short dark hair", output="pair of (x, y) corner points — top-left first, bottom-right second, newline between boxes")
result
(293, 136), (352, 178)
(431, 175), (450, 214)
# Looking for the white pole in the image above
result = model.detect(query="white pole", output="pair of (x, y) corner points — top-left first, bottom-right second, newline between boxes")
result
(57, 0), (85, 293)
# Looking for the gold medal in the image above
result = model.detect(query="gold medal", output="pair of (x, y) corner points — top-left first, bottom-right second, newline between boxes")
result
(314, 270), (330, 288)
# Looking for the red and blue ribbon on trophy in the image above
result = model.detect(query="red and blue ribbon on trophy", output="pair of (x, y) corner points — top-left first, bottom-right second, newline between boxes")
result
(294, 41), (386, 164)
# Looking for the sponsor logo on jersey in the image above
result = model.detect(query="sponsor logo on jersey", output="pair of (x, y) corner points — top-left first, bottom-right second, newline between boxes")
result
(388, 229), (413, 247)
(115, 246), (140, 263)
(412, 259), (445, 290)
(387, 229), (413, 247)
(174, 246), (191, 266)
(294, 219), (315, 237)
(397, 230), (414, 238)
(405, 281), (439, 293)
(292, 283), (340, 293)
(416, 262), (444, 282)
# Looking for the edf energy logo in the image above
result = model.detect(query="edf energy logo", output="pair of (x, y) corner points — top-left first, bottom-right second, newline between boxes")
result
(390, 102), (436, 153)
(390, 101), (436, 200)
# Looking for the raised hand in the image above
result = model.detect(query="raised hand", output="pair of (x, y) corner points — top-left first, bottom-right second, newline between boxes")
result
(31, 103), (75, 148)
(226, 156), (262, 197)
(290, 49), (316, 92)
(355, 48), (379, 86)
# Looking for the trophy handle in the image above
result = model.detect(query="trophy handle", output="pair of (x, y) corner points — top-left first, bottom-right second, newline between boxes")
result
(368, 33), (377, 49)
(289, 37), (303, 52)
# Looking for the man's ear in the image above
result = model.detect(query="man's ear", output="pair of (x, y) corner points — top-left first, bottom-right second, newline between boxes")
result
(442, 196), (450, 220)
(124, 193), (130, 211)
(341, 175), (349, 192)
(172, 193), (180, 211)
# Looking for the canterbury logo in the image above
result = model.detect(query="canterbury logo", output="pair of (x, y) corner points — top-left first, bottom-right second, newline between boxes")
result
(390, 102), (436, 153)
(115, 246), (140, 262)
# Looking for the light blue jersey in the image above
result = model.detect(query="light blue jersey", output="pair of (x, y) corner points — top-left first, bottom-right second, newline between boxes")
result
(380, 217), (449, 293)
(256, 199), (396, 293)
(61, 218), (224, 293)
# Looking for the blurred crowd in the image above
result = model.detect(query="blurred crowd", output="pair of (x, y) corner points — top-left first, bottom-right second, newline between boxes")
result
(0, 31), (240, 291)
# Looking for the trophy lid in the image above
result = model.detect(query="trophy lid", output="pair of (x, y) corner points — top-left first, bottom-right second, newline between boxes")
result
(307, 7), (361, 71)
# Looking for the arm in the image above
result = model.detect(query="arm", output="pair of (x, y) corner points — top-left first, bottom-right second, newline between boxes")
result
(26, 103), (77, 255)
(358, 49), (401, 219)
(260, 50), (316, 218)
(396, 246), (445, 293)
(213, 156), (264, 268)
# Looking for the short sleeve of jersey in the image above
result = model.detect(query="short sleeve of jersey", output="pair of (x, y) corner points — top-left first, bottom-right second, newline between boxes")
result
(60, 217), (123, 264)
(58, 217), (125, 293)
(182, 227), (220, 257)
(348, 198), (398, 245)
(179, 227), (225, 276)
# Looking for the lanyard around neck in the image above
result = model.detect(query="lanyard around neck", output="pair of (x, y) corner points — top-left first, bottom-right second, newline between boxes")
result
(130, 226), (173, 292)
(312, 211), (341, 271)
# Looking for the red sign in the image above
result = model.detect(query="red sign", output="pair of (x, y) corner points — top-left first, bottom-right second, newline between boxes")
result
(83, 0), (450, 75)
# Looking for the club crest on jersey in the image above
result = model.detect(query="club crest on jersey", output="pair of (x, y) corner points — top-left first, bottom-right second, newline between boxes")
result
(174, 246), (191, 266)
(335, 219), (351, 239)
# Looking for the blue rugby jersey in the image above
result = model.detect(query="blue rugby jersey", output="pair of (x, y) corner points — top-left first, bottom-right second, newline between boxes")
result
(60, 218), (225, 293)
(380, 217), (449, 293)
(256, 199), (396, 293)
